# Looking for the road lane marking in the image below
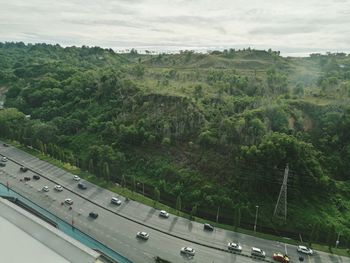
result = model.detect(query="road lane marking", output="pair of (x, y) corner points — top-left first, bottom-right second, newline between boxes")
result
(284, 244), (287, 255)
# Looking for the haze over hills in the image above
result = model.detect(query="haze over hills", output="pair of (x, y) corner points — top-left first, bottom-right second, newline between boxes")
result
(1, 42), (350, 249)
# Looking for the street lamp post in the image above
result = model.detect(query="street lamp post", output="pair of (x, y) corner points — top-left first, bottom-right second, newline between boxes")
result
(336, 232), (340, 248)
(254, 205), (259, 233)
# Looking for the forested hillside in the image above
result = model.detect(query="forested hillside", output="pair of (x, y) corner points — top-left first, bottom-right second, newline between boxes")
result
(1, 42), (350, 247)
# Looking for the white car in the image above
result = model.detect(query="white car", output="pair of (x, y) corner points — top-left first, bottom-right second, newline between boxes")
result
(1, 156), (7, 162)
(159, 210), (169, 218)
(111, 197), (122, 205)
(180, 247), (195, 256)
(228, 242), (242, 252)
(65, 198), (73, 205)
(42, 186), (49, 192)
(54, 185), (63, 191)
(136, 231), (149, 240)
(73, 175), (80, 181)
(297, 245), (313, 255)
(251, 247), (266, 258)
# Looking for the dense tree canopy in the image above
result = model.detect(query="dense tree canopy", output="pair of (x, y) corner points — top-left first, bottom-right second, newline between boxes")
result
(1, 43), (350, 245)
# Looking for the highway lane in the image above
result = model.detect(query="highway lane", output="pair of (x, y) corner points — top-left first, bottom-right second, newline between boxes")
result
(0, 142), (349, 263)
(0, 157), (268, 263)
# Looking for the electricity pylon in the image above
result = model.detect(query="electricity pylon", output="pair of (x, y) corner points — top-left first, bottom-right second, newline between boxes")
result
(273, 164), (289, 222)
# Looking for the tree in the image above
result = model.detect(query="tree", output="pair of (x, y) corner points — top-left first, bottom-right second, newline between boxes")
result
(309, 222), (320, 246)
(132, 176), (136, 192)
(121, 174), (126, 187)
(132, 64), (145, 78)
(176, 195), (182, 212)
(234, 206), (241, 230)
(327, 225), (336, 252)
(190, 204), (197, 220)
(88, 159), (94, 174)
(154, 187), (160, 206)
(102, 162), (110, 182)
(194, 84), (203, 101)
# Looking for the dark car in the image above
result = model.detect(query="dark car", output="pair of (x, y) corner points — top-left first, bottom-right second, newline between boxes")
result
(33, 175), (40, 180)
(0, 162), (5, 167)
(89, 212), (98, 219)
(78, 182), (87, 190)
(3, 143), (9, 147)
(24, 176), (31, 181)
(20, 166), (28, 172)
(204, 223), (214, 231)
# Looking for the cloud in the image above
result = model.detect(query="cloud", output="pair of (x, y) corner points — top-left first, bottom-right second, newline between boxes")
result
(249, 26), (320, 36)
(0, 0), (349, 56)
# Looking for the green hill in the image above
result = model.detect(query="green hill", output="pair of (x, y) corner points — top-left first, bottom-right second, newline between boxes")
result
(1, 42), (350, 248)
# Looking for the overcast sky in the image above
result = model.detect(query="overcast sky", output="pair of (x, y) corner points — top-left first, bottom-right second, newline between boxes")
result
(0, 0), (349, 56)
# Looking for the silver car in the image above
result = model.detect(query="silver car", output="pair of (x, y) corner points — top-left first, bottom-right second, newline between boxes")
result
(65, 198), (73, 205)
(181, 247), (195, 256)
(297, 245), (313, 255)
(251, 247), (265, 258)
(54, 185), (63, 191)
(228, 242), (242, 252)
(111, 197), (122, 205)
(159, 210), (169, 218)
(136, 231), (150, 240)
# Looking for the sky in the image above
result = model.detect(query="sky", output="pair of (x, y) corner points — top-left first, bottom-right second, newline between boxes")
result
(0, 0), (349, 56)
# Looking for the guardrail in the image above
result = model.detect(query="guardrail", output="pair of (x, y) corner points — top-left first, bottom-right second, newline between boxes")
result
(1, 151), (279, 263)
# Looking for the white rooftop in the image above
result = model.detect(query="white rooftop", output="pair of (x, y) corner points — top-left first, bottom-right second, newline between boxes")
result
(0, 198), (101, 263)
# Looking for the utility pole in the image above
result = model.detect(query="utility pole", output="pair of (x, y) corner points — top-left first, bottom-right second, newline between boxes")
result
(273, 164), (289, 222)
(216, 206), (220, 223)
(254, 205), (259, 232)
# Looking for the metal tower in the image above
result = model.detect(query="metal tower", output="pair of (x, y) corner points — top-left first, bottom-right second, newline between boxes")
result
(273, 164), (289, 222)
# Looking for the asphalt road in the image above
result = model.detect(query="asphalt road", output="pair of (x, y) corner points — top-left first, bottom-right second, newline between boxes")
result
(0, 142), (348, 263)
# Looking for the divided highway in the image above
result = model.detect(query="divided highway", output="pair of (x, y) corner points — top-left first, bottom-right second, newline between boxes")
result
(0, 142), (348, 263)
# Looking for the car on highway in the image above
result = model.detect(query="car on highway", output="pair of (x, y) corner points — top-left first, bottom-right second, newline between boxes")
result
(136, 231), (150, 240)
(273, 253), (290, 263)
(159, 210), (169, 218)
(20, 166), (28, 172)
(89, 212), (99, 219)
(33, 175), (40, 180)
(78, 182), (87, 190)
(180, 247), (195, 256)
(1, 156), (8, 162)
(3, 143), (9, 147)
(0, 162), (5, 167)
(73, 175), (80, 181)
(227, 242), (242, 252)
(203, 223), (214, 231)
(42, 186), (49, 192)
(54, 185), (63, 191)
(297, 245), (313, 255)
(24, 176), (31, 181)
(65, 198), (73, 205)
(251, 247), (266, 258)
(111, 197), (122, 205)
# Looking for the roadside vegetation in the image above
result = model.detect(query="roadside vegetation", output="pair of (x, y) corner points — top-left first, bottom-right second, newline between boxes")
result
(1, 42), (350, 252)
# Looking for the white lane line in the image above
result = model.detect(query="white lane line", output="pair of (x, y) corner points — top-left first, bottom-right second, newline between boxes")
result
(284, 243), (287, 255)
